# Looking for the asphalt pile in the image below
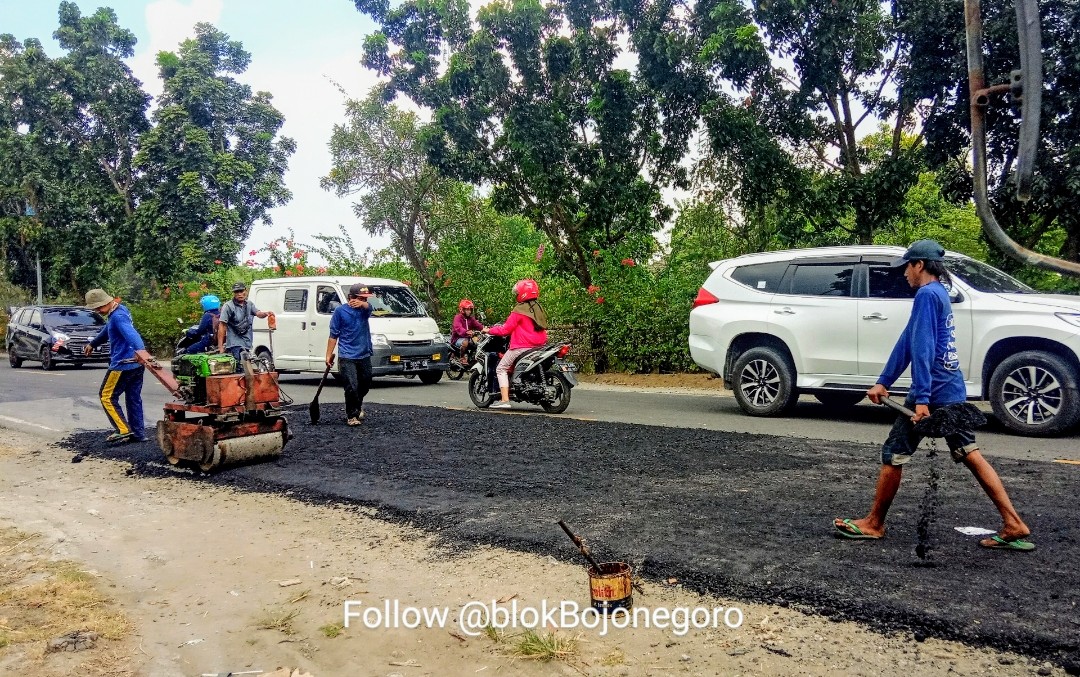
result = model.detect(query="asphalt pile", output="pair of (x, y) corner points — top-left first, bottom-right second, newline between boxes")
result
(62, 403), (1080, 668)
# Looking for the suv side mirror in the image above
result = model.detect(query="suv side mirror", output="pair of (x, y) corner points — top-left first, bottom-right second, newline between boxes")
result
(950, 290), (963, 303)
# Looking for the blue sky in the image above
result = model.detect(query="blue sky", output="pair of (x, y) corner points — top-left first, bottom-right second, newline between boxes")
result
(1, 0), (391, 262)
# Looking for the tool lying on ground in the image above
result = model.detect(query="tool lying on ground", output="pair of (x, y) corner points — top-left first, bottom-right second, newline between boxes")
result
(135, 349), (291, 472)
(309, 355), (334, 425)
(878, 397), (987, 437)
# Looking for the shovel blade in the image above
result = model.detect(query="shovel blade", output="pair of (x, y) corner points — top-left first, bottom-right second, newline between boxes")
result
(309, 398), (320, 425)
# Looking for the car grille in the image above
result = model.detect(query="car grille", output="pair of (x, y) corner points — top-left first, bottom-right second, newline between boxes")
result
(64, 336), (110, 355)
(392, 339), (433, 347)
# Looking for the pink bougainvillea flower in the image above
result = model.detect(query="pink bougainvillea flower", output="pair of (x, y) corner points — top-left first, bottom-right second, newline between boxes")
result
(188, 291), (199, 298)
(593, 250), (601, 258)
(214, 259), (223, 265)
(273, 266), (280, 272)
(587, 284), (600, 295)
(293, 251), (303, 259)
(535, 243), (545, 262)
(595, 296), (605, 304)
(442, 277), (452, 287)
(621, 258), (635, 267)
(402, 280), (412, 286)
(435, 269), (444, 279)
(285, 270), (293, 276)
(295, 264), (304, 273)
(317, 267), (327, 274)
(248, 249), (257, 256)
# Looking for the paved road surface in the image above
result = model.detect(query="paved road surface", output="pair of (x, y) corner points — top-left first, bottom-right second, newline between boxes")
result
(1, 360), (1076, 462)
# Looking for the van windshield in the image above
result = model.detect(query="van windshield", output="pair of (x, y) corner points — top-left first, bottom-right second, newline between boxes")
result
(339, 285), (428, 317)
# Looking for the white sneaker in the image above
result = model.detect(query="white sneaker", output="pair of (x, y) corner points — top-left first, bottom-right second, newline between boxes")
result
(490, 401), (512, 409)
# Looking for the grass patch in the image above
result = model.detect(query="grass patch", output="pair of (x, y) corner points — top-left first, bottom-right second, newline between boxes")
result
(0, 526), (132, 674)
(510, 629), (577, 661)
(483, 624), (503, 643)
(600, 648), (626, 665)
(255, 607), (300, 635)
(319, 621), (345, 638)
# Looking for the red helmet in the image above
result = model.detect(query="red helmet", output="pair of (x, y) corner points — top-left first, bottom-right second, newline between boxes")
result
(513, 279), (539, 303)
(458, 299), (475, 311)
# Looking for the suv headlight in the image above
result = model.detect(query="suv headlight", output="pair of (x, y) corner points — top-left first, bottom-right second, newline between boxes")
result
(51, 332), (70, 343)
(1055, 313), (1080, 329)
(372, 334), (390, 347)
(434, 332), (446, 344)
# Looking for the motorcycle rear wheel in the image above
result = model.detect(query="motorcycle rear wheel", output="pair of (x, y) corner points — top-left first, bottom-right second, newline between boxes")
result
(540, 373), (572, 414)
(447, 358), (466, 380)
(468, 371), (496, 408)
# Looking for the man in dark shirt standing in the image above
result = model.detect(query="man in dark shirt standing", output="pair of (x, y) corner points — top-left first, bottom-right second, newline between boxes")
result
(218, 281), (270, 371)
(326, 284), (374, 426)
(834, 240), (1033, 551)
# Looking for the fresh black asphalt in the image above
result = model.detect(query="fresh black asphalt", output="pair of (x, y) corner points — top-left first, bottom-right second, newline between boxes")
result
(61, 403), (1080, 670)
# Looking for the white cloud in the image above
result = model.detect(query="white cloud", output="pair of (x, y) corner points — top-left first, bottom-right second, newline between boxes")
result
(129, 0), (224, 101)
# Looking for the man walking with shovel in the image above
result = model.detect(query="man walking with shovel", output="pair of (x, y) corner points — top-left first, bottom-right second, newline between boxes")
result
(834, 240), (1034, 551)
(325, 284), (374, 426)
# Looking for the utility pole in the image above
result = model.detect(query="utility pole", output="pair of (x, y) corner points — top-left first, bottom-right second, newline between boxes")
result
(36, 253), (43, 304)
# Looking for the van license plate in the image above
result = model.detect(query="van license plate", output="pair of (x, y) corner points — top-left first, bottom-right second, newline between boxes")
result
(405, 360), (428, 371)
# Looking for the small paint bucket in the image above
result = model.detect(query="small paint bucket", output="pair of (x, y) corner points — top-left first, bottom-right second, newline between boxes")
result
(588, 561), (633, 613)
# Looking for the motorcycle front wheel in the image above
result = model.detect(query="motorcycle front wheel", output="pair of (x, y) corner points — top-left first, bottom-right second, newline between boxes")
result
(468, 371), (496, 408)
(541, 372), (572, 414)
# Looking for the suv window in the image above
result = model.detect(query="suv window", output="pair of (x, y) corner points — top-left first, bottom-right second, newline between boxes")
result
(788, 264), (854, 296)
(730, 262), (789, 292)
(28, 309), (43, 328)
(867, 265), (917, 299)
(945, 257), (1033, 293)
(15, 308), (31, 325)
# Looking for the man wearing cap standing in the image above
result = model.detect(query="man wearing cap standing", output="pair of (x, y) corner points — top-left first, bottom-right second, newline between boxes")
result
(834, 240), (1034, 551)
(217, 281), (271, 372)
(326, 284), (374, 426)
(81, 289), (147, 445)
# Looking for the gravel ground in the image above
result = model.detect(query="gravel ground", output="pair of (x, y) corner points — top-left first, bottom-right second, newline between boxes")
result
(62, 402), (1080, 672)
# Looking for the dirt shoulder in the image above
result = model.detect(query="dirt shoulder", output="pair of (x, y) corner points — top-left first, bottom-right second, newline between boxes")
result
(0, 430), (1064, 676)
(576, 372), (727, 395)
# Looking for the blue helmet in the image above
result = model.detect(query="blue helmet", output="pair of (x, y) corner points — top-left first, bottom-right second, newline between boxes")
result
(200, 294), (221, 312)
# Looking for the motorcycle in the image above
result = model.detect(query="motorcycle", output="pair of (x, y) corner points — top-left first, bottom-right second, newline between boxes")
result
(173, 318), (215, 357)
(467, 331), (578, 413)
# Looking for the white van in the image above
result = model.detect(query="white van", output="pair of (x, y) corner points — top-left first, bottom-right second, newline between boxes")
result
(249, 276), (450, 384)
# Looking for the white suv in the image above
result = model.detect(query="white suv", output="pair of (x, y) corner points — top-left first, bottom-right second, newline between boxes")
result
(688, 245), (1080, 436)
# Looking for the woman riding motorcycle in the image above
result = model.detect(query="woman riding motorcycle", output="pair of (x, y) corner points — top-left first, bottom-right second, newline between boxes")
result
(180, 294), (221, 354)
(486, 279), (548, 409)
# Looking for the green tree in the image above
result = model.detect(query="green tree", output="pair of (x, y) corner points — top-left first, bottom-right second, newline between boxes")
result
(0, 2), (149, 296)
(629, 0), (934, 247)
(907, 0), (1080, 270)
(354, 0), (691, 287)
(134, 23), (295, 282)
(321, 90), (463, 321)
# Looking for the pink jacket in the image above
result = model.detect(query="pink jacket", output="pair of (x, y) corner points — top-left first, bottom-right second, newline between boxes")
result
(488, 311), (547, 350)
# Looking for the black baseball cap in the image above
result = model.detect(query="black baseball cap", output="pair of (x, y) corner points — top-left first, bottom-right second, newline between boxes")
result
(348, 283), (373, 298)
(232, 281), (247, 292)
(891, 239), (945, 266)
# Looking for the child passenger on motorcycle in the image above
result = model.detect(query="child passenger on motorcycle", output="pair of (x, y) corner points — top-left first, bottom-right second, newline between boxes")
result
(451, 299), (486, 358)
(486, 279), (548, 409)
(181, 294), (221, 354)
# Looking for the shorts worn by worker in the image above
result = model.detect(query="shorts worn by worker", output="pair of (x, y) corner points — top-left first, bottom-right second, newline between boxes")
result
(880, 397), (978, 466)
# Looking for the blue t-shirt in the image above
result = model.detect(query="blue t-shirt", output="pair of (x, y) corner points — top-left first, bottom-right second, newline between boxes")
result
(90, 304), (145, 371)
(329, 303), (374, 359)
(877, 281), (967, 405)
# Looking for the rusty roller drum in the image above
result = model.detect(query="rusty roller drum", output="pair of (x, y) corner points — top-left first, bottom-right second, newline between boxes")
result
(157, 417), (288, 472)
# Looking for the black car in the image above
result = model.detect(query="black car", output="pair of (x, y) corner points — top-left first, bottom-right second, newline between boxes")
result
(5, 305), (110, 370)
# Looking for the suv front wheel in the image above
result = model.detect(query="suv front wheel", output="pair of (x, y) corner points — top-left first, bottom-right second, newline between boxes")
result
(731, 346), (798, 416)
(988, 351), (1080, 436)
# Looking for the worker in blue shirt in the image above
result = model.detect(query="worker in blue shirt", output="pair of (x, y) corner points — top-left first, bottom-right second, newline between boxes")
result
(834, 240), (1033, 551)
(82, 288), (148, 445)
(325, 283), (374, 426)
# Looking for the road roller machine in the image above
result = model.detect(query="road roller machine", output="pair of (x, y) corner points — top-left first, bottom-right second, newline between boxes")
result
(135, 349), (291, 471)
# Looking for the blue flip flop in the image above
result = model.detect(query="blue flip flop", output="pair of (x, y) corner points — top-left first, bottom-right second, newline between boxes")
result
(834, 518), (882, 540)
(980, 534), (1035, 551)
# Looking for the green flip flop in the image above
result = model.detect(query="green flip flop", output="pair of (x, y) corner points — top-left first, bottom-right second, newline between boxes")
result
(834, 518), (882, 540)
(981, 534), (1035, 551)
